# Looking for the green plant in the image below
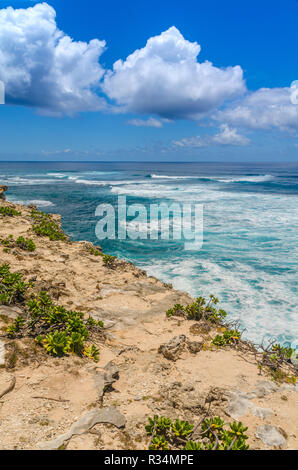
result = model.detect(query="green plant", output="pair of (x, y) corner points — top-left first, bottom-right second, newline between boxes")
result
(212, 329), (241, 347)
(41, 331), (70, 357)
(149, 435), (169, 450)
(0, 207), (21, 217)
(102, 254), (117, 268)
(83, 344), (100, 362)
(31, 210), (68, 241)
(0, 264), (31, 305)
(171, 419), (193, 438)
(145, 415), (249, 451)
(166, 295), (227, 324)
(88, 246), (103, 256)
(15, 236), (36, 252)
(86, 315), (104, 328)
(6, 316), (25, 338)
(166, 304), (185, 317)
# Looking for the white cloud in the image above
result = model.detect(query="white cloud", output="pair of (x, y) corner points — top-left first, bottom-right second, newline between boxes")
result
(127, 117), (163, 128)
(0, 2), (106, 115)
(216, 87), (298, 132)
(172, 136), (205, 148)
(173, 124), (249, 148)
(102, 26), (246, 119)
(212, 124), (250, 145)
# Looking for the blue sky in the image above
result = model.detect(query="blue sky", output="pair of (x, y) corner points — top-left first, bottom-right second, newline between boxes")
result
(0, 0), (297, 161)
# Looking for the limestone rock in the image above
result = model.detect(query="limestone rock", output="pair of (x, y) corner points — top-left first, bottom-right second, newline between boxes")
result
(38, 407), (126, 450)
(0, 305), (23, 320)
(252, 380), (278, 398)
(256, 424), (287, 448)
(158, 335), (187, 361)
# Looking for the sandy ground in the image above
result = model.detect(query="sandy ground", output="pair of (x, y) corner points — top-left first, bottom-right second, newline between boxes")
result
(0, 197), (297, 450)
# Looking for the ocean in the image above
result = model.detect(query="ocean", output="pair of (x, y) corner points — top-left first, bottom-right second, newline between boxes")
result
(0, 161), (297, 347)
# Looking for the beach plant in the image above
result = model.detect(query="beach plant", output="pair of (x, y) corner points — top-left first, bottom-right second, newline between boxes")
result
(0, 207), (21, 217)
(0, 263), (31, 305)
(212, 329), (241, 347)
(6, 316), (25, 338)
(88, 246), (103, 257)
(83, 344), (100, 362)
(145, 414), (249, 451)
(102, 254), (117, 268)
(166, 295), (227, 324)
(40, 331), (70, 357)
(15, 236), (36, 252)
(1, 235), (36, 252)
(31, 209), (68, 241)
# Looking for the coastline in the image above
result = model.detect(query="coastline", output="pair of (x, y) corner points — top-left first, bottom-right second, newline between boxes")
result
(0, 188), (297, 450)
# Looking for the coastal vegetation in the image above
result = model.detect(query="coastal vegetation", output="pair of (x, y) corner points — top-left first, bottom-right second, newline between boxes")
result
(146, 414), (249, 450)
(0, 263), (102, 362)
(30, 209), (68, 241)
(1, 235), (36, 252)
(0, 206), (21, 217)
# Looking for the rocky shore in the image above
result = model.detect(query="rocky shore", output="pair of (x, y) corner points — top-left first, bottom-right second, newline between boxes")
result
(0, 186), (297, 450)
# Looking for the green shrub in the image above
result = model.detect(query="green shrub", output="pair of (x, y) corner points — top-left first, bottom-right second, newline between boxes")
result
(83, 344), (100, 362)
(0, 264), (31, 305)
(102, 254), (117, 268)
(16, 236), (36, 252)
(31, 210), (68, 241)
(212, 329), (241, 347)
(88, 246), (103, 257)
(6, 316), (25, 338)
(4, 286), (101, 362)
(145, 414), (249, 451)
(0, 207), (21, 217)
(166, 295), (227, 324)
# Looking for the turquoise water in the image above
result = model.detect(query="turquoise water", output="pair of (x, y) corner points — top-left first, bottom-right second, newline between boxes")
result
(0, 161), (297, 346)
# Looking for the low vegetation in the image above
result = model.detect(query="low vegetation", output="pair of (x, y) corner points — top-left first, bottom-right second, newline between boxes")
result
(166, 295), (227, 324)
(0, 206), (21, 217)
(30, 209), (68, 241)
(0, 263), (103, 363)
(1, 235), (36, 252)
(146, 415), (249, 450)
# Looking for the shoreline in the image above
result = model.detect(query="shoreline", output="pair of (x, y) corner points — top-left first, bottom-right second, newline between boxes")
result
(0, 188), (297, 450)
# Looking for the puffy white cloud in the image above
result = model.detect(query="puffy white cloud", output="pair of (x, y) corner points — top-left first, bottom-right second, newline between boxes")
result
(212, 124), (250, 145)
(0, 2), (106, 115)
(127, 117), (163, 128)
(216, 87), (298, 132)
(102, 26), (246, 119)
(173, 124), (249, 148)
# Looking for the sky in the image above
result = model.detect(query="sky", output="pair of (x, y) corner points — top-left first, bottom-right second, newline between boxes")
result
(0, 0), (298, 161)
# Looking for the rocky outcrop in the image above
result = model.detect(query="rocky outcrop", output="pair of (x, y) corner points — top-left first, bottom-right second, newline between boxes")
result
(0, 185), (8, 200)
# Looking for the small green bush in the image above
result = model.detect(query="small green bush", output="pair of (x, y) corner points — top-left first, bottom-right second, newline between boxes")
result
(212, 329), (241, 347)
(8, 290), (101, 361)
(0, 207), (21, 217)
(16, 236), (36, 252)
(102, 254), (117, 268)
(145, 414), (249, 450)
(88, 246), (103, 257)
(0, 263), (31, 305)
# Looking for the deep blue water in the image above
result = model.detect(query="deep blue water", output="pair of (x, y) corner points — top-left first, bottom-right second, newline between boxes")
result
(0, 161), (297, 347)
